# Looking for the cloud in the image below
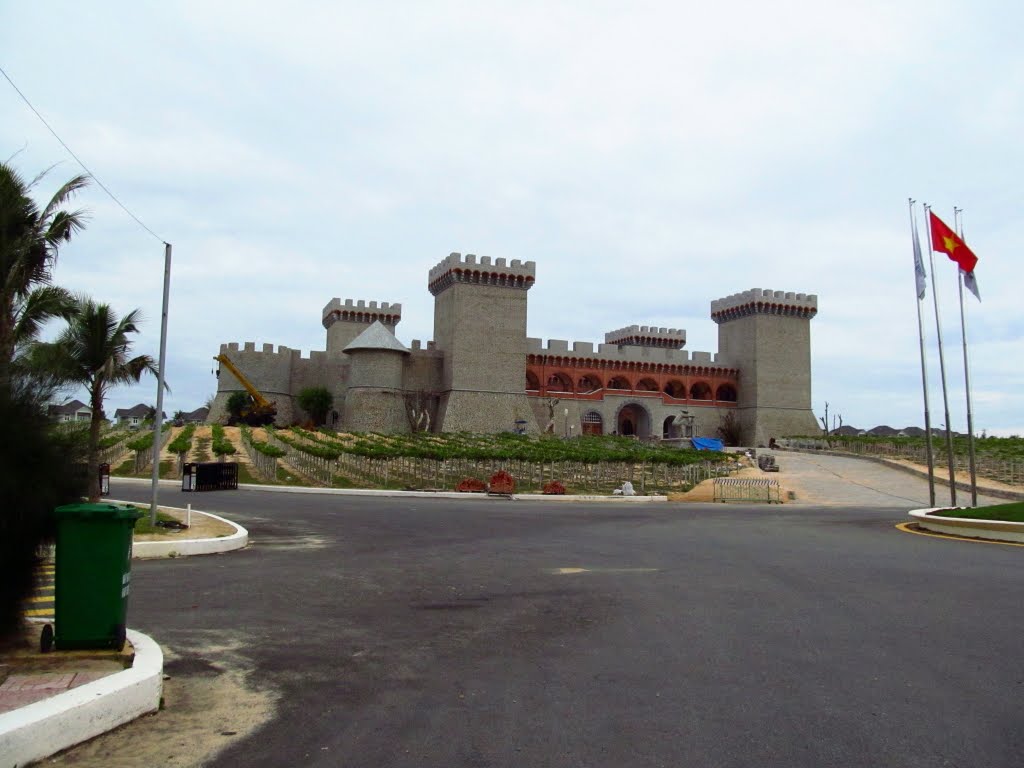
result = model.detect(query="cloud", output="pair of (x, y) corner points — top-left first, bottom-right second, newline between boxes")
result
(2, 0), (1021, 431)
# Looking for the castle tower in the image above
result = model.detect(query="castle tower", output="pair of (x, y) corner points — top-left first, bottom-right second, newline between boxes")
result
(428, 253), (537, 432)
(323, 299), (402, 355)
(342, 322), (409, 433)
(604, 325), (687, 349)
(711, 289), (819, 446)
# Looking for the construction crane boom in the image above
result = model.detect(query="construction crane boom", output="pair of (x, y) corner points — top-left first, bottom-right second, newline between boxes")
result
(213, 353), (277, 423)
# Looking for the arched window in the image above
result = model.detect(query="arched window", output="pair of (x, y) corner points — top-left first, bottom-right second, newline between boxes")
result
(607, 376), (631, 390)
(663, 415), (677, 438)
(578, 374), (602, 393)
(526, 371), (540, 391)
(690, 381), (712, 400)
(716, 384), (737, 402)
(546, 372), (573, 393)
(664, 380), (686, 399)
(582, 411), (603, 435)
(636, 378), (658, 392)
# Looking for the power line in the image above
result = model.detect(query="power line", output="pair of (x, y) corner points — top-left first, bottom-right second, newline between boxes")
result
(0, 64), (167, 244)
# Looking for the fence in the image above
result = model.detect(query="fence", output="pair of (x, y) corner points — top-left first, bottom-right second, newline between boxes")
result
(130, 426), (174, 474)
(779, 438), (1024, 487)
(267, 430), (731, 494)
(713, 477), (781, 503)
(240, 429), (279, 481)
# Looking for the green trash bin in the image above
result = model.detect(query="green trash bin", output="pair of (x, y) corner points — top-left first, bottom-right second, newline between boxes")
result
(53, 502), (144, 651)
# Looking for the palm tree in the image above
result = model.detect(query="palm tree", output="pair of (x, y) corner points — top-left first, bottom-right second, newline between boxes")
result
(0, 163), (88, 385)
(36, 298), (161, 501)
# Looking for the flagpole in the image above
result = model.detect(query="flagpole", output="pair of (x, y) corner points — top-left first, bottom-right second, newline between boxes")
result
(909, 199), (936, 506)
(954, 207), (978, 507)
(924, 204), (957, 506)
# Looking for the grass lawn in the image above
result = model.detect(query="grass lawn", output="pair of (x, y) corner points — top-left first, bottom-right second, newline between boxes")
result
(928, 501), (1024, 522)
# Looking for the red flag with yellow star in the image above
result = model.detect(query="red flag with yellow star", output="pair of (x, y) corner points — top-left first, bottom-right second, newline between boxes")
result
(929, 211), (978, 273)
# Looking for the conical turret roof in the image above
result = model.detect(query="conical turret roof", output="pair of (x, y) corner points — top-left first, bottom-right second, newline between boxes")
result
(342, 320), (409, 354)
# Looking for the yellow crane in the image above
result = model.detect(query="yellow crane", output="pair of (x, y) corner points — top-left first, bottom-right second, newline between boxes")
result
(213, 353), (277, 425)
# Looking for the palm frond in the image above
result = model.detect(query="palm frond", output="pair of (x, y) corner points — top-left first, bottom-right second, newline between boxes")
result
(11, 285), (75, 346)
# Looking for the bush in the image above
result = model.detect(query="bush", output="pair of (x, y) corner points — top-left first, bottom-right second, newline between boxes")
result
(0, 390), (87, 642)
(297, 387), (333, 426)
(211, 424), (237, 456)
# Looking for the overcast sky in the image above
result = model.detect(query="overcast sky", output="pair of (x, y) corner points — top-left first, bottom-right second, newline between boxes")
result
(3, 1), (1021, 434)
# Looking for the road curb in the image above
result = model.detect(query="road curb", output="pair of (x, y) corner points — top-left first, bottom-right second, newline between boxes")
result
(908, 508), (1024, 544)
(132, 506), (249, 559)
(114, 476), (667, 503)
(0, 629), (163, 768)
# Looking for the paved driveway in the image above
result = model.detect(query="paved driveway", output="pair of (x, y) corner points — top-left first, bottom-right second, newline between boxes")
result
(50, 479), (1024, 768)
(777, 451), (1005, 507)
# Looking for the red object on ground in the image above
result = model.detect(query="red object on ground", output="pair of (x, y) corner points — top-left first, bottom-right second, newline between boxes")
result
(455, 478), (487, 493)
(488, 471), (515, 494)
(542, 480), (566, 495)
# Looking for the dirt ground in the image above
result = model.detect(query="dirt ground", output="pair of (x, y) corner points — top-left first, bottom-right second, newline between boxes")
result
(668, 456), (789, 502)
(134, 508), (237, 543)
(43, 631), (278, 768)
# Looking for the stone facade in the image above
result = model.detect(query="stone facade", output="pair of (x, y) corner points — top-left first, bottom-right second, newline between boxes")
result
(210, 253), (818, 446)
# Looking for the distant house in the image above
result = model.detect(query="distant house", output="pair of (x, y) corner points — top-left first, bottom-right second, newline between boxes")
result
(48, 399), (92, 423)
(181, 406), (209, 424)
(867, 425), (900, 437)
(114, 404), (166, 427)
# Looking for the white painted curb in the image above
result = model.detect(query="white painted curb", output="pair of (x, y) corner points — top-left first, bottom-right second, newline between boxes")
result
(512, 494), (668, 503)
(113, 476), (667, 503)
(908, 508), (1024, 544)
(0, 629), (163, 768)
(130, 506), (248, 559)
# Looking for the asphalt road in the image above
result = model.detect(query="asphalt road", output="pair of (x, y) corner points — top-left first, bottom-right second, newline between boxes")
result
(103, 484), (1024, 767)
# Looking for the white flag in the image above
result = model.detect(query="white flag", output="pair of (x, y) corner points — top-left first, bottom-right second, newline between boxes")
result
(912, 214), (927, 299)
(962, 269), (981, 301)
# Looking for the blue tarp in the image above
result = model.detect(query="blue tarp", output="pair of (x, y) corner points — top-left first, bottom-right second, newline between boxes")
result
(691, 437), (724, 452)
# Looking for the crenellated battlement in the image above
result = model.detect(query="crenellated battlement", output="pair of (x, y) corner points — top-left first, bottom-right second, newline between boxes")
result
(525, 337), (732, 372)
(604, 324), (687, 349)
(220, 341), (332, 362)
(711, 288), (817, 324)
(428, 252), (536, 296)
(322, 298), (402, 329)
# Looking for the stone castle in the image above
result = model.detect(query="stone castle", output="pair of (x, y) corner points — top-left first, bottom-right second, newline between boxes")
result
(209, 253), (819, 445)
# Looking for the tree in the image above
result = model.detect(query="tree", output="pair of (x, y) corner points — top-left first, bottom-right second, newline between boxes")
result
(0, 163), (88, 385)
(0, 385), (87, 642)
(226, 391), (249, 424)
(297, 386), (333, 426)
(33, 298), (160, 501)
(717, 411), (743, 447)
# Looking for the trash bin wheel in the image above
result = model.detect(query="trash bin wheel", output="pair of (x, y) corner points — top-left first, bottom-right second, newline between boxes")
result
(113, 624), (126, 651)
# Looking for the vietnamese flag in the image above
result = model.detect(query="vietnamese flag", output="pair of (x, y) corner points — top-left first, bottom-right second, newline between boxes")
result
(929, 211), (978, 273)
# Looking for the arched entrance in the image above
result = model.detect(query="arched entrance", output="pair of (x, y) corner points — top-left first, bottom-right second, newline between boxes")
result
(616, 403), (652, 438)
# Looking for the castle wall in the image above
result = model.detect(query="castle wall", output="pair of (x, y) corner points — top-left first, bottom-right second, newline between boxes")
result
(210, 342), (348, 426)
(531, 395), (731, 440)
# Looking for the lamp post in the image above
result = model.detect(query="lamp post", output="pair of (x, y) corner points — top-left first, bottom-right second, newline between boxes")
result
(564, 408), (569, 439)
